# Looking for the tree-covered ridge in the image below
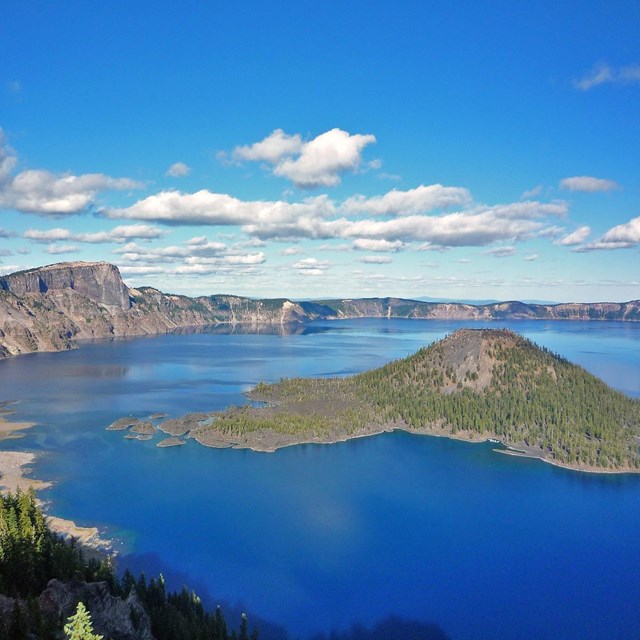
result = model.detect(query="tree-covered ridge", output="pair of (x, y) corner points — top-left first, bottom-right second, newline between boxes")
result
(197, 329), (640, 470)
(0, 488), (113, 599)
(0, 490), (258, 640)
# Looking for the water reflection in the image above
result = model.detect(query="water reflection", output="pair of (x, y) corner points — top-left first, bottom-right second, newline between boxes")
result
(170, 323), (337, 336)
(63, 365), (129, 378)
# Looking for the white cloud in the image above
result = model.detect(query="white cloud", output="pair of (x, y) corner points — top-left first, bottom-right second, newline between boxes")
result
(601, 217), (640, 245)
(558, 225), (591, 246)
(619, 65), (640, 83)
(352, 239), (404, 252)
(281, 247), (302, 256)
(106, 186), (568, 249)
(45, 243), (79, 255)
(577, 217), (640, 251)
(524, 254), (539, 262)
(165, 162), (191, 178)
(485, 246), (516, 258)
(114, 240), (228, 263)
(521, 185), (543, 199)
(560, 176), (619, 192)
(0, 129), (140, 214)
(275, 129), (376, 189)
(232, 129), (303, 164)
(0, 227), (14, 238)
(119, 265), (166, 276)
(0, 264), (22, 275)
(0, 130), (17, 182)
(330, 201), (567, 246)
(292, 257), (330, 271)
(317, 243), (351, 252)
(112, 235), (268, 277)
(297, 269), (326, 276)
(341, 184), (471, 216)
(230, 128), (376, 189)
(24, 224), (164, 244)
(187, 235), (208, 246)
(537, 225), (565, 238)
(360, 255), (393, 264)
(3, 171), (141, 214)
(106, 190), (336, 232)
(574, 63), (640, 90)
(218, 253), (265, 265)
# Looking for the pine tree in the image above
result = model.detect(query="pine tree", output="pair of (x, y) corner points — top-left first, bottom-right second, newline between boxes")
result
(63, 602), (103, 640)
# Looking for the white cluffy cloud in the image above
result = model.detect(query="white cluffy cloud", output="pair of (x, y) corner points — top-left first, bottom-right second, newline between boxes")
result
(0, 129), (140, 214)
(558, 226), (591, 246)
(113, 236), (268, 279)
(232, 129), (303, 164)
(485, 246), (516, 258)
(230, 128), (376, 189)
(106, 186), (568, 248)
(360, 255), (393, 264)
(46, 244), (79, 255)
(576, 217), (640, 251)
(24, 224), (164, 244)
(106, 190), (336, 234)
(291, 257), (331, 276)
(352, 239), (404, 252)
(341, 184), (471, 216)
(560, 176), (619, 193)
(165, 162), (191, 177)
(521, 185), (543, 199)
(573, 63), (640, 90)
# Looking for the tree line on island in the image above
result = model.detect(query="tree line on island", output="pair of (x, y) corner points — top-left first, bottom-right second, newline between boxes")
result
(0, 489), (258, 640)
(197, 329), (640, 471)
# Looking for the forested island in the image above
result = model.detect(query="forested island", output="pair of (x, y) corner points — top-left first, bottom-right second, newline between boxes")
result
(119, 329), (640, 472)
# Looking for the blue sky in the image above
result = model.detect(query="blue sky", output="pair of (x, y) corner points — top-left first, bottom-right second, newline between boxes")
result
(0, 1), (638, 301)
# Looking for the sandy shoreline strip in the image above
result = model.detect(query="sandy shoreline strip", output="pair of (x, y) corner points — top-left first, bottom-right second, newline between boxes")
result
(0, 449), (112, 552)
(0, 411), (36, 440)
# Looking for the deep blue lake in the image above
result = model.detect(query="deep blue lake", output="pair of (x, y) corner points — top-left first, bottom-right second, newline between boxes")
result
(1, 319), (639, 640)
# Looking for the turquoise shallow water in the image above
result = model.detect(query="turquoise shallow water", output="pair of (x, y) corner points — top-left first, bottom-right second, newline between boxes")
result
(1, 319), (639, 639)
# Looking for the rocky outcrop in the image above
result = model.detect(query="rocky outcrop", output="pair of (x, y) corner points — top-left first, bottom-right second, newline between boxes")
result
(1, 262), (131, 311)
(0, 261), (638, 358)
(38, 579), (154, 640)
(0, 579), (154, 640)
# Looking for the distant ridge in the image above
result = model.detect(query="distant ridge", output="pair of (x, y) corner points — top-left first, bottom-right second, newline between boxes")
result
(0, 261), (639, 358)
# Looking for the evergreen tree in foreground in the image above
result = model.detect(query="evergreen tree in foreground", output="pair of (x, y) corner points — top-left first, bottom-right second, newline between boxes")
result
(63, 602), (103, 640)
(0, 490), (256, 640)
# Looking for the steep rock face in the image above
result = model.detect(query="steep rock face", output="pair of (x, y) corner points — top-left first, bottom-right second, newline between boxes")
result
(0, 261), (639, 359)
(38, 579), (154, 640)
(1, 262), (131, 311)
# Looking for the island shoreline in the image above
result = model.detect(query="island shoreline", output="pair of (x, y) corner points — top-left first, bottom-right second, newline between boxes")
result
(192, 423), (640, 474)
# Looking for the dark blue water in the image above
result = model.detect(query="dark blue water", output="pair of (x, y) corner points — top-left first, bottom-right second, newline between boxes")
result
(1, 320), (639, 640)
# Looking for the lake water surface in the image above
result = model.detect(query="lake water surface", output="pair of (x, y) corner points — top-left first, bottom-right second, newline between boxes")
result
(1, 319), (639, 640)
